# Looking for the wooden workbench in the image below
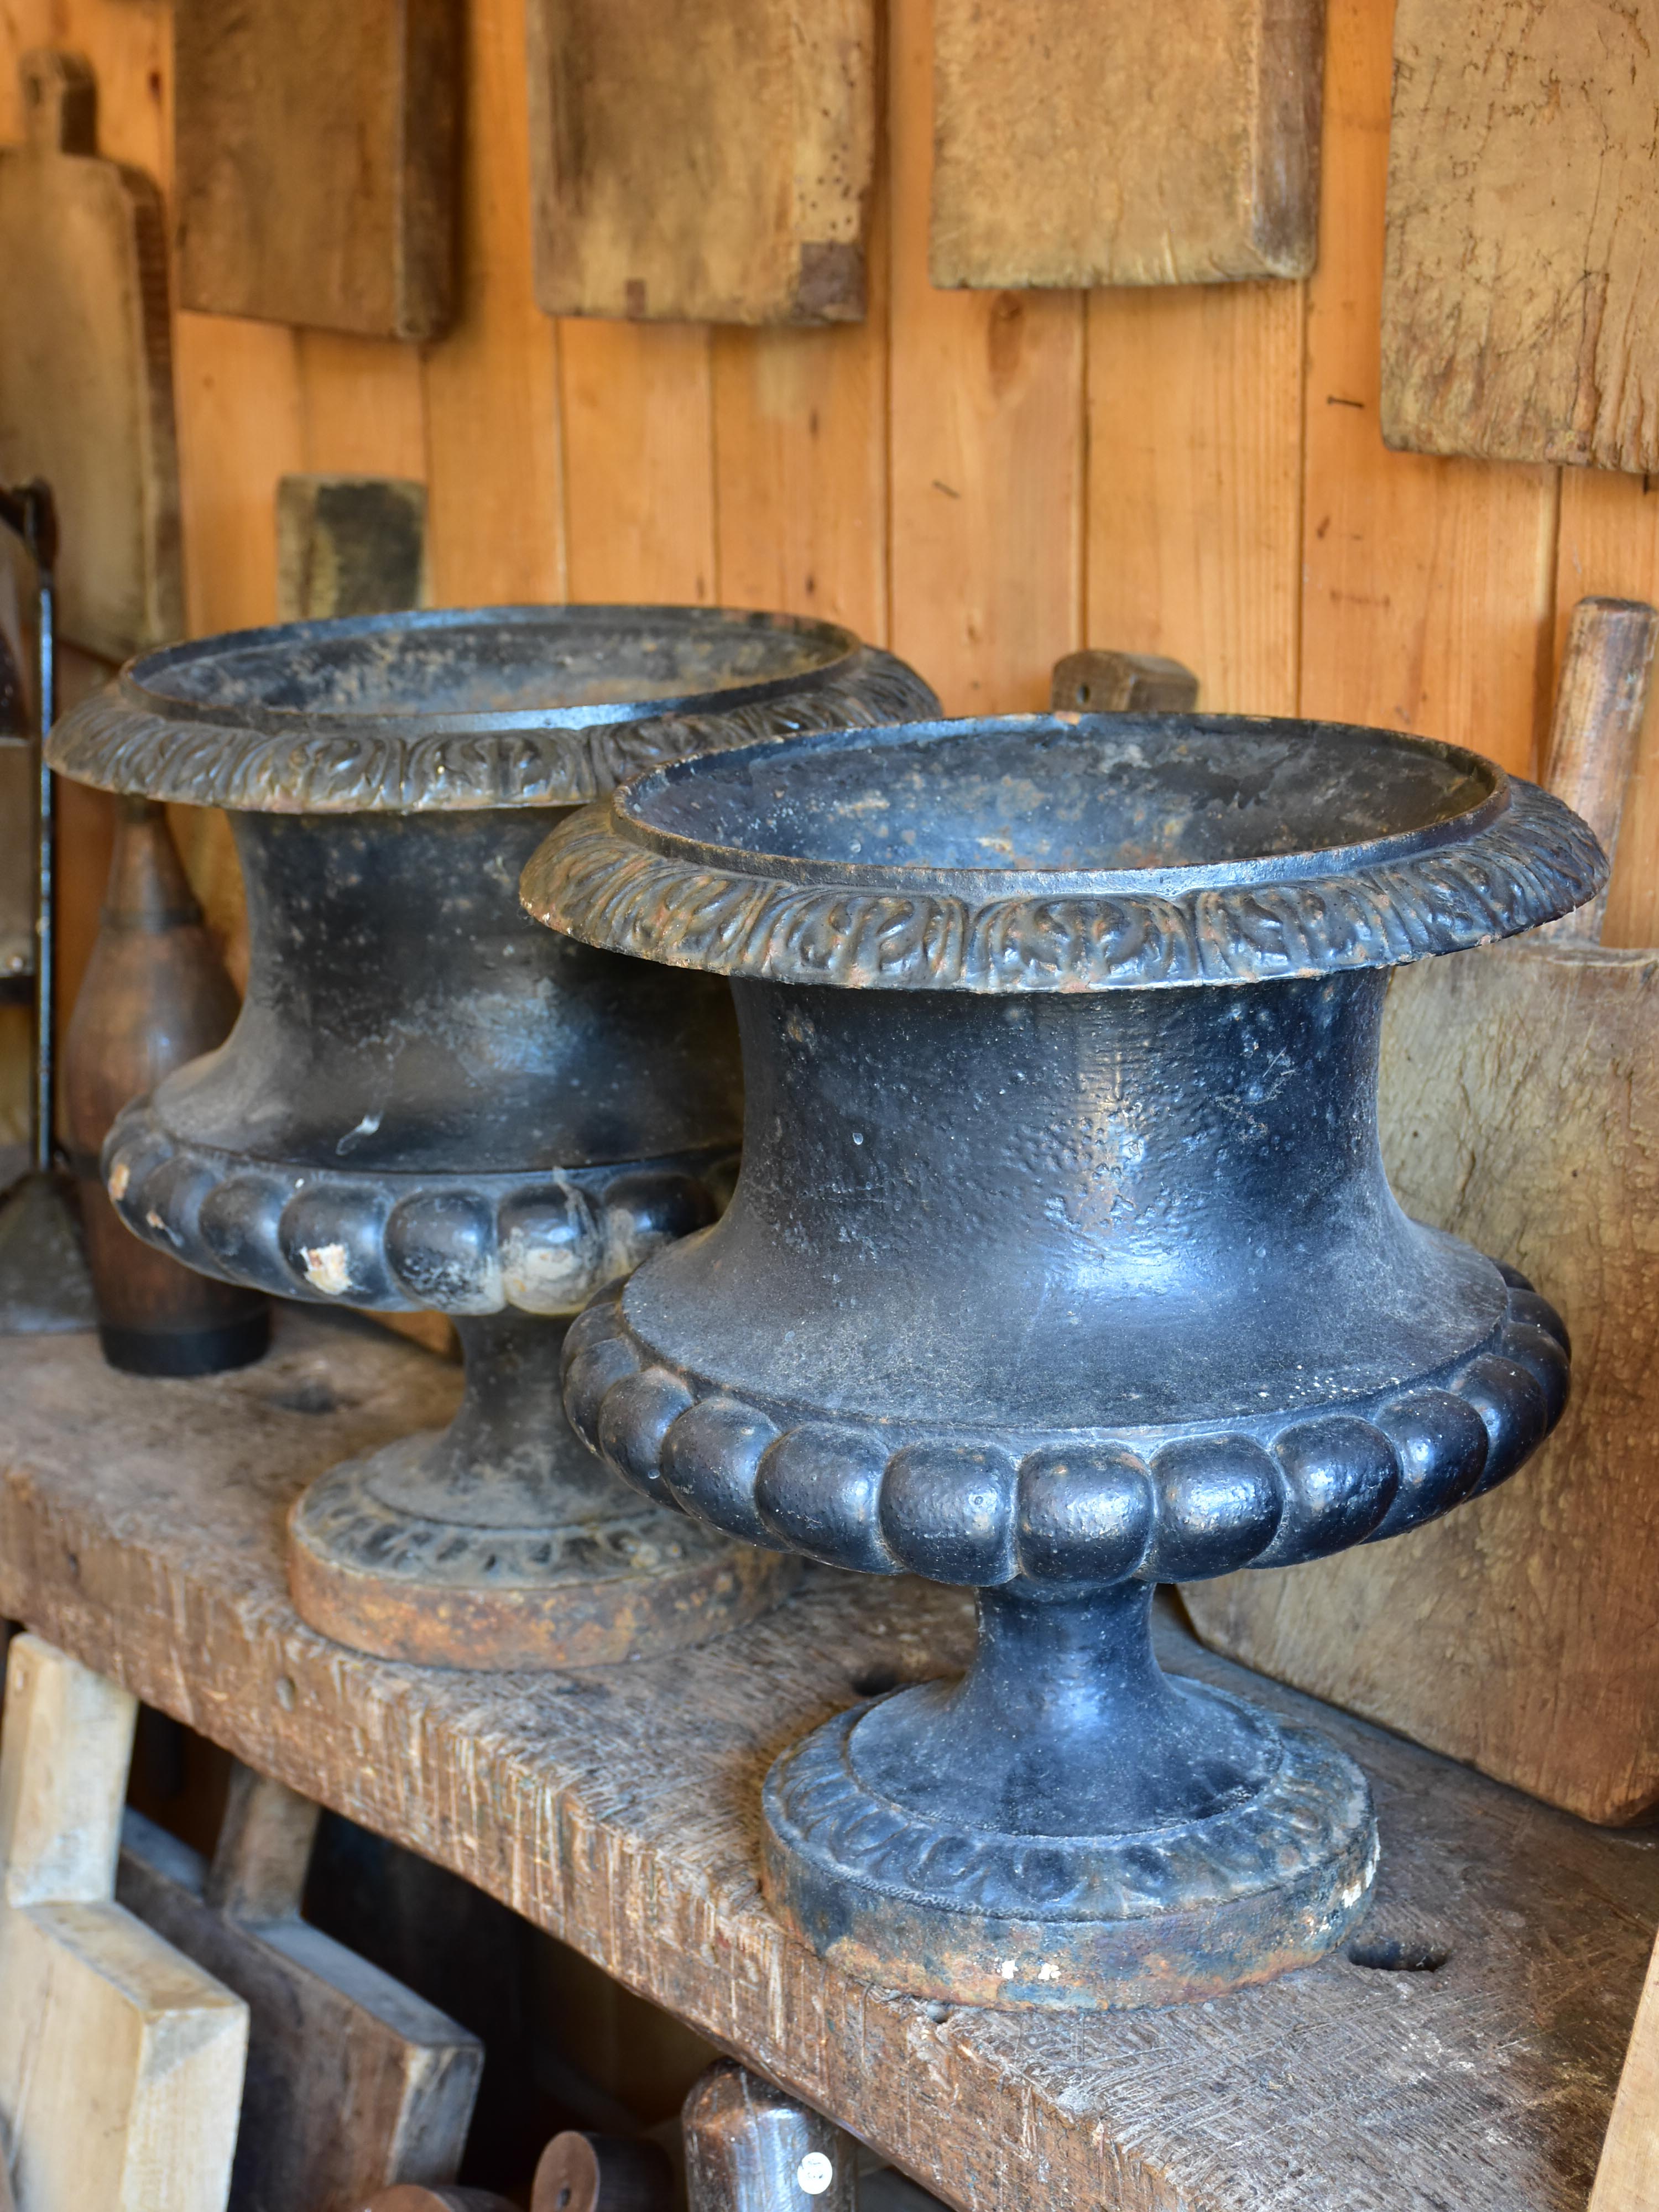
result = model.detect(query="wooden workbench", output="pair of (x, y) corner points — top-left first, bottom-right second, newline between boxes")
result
(1, 1309), (1652, 2212)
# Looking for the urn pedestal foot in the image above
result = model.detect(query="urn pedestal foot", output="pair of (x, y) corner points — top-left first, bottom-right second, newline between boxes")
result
(287, 1312), (797, 1670)
(760, 1583), (1378, 2010)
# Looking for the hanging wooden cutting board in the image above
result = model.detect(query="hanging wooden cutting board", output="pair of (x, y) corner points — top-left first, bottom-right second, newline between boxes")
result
(930, 0), (1326, 289)
(173, 0), (461, 341)
(0, 50), (182, 661)
(526, 0), (875, 324)
(1382, 0), (1659, 470)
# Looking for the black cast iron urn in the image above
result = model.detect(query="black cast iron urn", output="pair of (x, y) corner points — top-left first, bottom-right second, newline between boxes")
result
(522, 711), (1604, 2008)
(46, 606), (937, 1670)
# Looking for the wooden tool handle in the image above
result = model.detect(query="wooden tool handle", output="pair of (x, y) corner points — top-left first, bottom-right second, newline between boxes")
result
(1542, 596), (1658, 942)
(683, 2062), (856, 2212)
(19, 48), (95, 155)
(532, 2132), (674, 2212)
(203, 1760), (319, 1922)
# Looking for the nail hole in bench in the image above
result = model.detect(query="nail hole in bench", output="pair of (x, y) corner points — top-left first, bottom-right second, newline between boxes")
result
(1345, 1937), (1450, 1973)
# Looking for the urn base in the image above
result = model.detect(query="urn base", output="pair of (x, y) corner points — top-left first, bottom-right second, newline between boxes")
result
(287, 1310), (797, 1670)
(762, 1684), (1377, 2011)
(760, 1580), (1379, 2011)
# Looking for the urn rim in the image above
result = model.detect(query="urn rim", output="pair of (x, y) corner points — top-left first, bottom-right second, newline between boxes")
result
(521, 713), (1606, 990)
(45, 604), (937, 813)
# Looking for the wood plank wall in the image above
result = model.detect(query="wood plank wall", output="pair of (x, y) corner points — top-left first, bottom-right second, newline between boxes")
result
(9, 0), (1659, 1091)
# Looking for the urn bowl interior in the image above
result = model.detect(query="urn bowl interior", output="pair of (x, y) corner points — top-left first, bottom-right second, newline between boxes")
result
(624, 714), (1505, 885)
(134, 605), (859, 728)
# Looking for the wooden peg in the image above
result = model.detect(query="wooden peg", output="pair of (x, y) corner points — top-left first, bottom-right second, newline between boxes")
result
(118, 1757), (483, 2211)
(1050, 650), (1200, 716)
(0, 1635), (248, 2212)
(683, 2062), (856, 2212)
(532, 2131), (674, 2212)
(1541, 597), (1658, 943)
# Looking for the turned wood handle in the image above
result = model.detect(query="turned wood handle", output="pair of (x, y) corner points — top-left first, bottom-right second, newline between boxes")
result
(203, 1760), (320, 1921)
(1542, 596), (1658, 942)
(531, 2131), (674, 2212)
(683, 2061), (857, 2212)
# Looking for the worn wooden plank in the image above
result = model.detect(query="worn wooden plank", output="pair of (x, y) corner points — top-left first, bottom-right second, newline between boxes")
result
(1381, 0), (1659, 473)
(420, 0), (565, 611)
(118, 1767), (482, 2211)
(1188, 938), (1659, 1829)
(0, 48), (181, 660)
(1592, 1924), (1659, 2211)
(711, 165), (889, 643)
(887, 0), (1082, 713)
(1298, 0), (1557, 772)
(525, 0), (875, 325)
(0, 1309), (1652, 2212)
(1085, 283), (1303, 713)
(0, 1635), (248, 2212)
(173, 0), (460, 342)
(296, 336), (428, 487)
(560, 326), (716, 605)
(931, 0), (1324, 290)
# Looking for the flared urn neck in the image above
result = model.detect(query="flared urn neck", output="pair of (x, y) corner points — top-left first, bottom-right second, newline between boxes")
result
(624, 966), (1503, 1430)
(158, 807), (742, 1173)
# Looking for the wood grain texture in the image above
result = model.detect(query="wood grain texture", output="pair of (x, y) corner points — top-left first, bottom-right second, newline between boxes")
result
(888, 0), (1081, 712)
(1540, 597), (1657, 939)
(561, 326), (716, 605)
(1187, 939), (1659, 1825)
(173, 0), (460, 341)
(1298, 0), (1558, 772)
(421, 0), (565, 611)
(0, 1634), (248, 2212)
(931, 0), (1324, 289)
(0, 48), (181, 659)
(118, 1772), (483, 2212)
(1592, 1926), (1659, 2212)
(0, 1308), (1655, 2212)
(526, 0), (874, 325)
(1382, 0), (1659, 472)
(1086, 283), (1303, 714)
(1554, 471), (1659, 948)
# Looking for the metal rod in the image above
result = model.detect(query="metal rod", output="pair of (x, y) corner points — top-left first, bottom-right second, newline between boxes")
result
(0, 482), (59, 1177)
(32, 549), (54, 1174)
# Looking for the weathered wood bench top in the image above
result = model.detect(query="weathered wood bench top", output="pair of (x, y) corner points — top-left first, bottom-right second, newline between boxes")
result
(1, 1309), (1653, 2212)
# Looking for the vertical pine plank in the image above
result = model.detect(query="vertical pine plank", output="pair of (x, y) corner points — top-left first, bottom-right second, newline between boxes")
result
(1297, 0), (1558, 775)
(886, 0), (1083, 714)
(1086, 282), (1304, 714)
(296, 334), (428, 483)
(559, 324), (717, 605)
(1554, 472), (1659, 948)
(421, 0), (565, 608)
(710, 163), (889, 640)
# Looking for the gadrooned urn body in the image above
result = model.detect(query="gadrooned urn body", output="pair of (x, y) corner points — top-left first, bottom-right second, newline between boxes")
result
(524, 712), (1604, 2005)
(46, 606), (940, 1669)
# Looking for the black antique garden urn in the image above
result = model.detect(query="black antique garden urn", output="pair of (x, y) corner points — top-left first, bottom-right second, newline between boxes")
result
(46, 606), (937, 1670)
(523, 712), (1603, 2008)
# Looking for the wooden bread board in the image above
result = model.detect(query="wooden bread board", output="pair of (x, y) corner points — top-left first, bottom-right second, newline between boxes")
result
(930, 0), (1325, 288)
